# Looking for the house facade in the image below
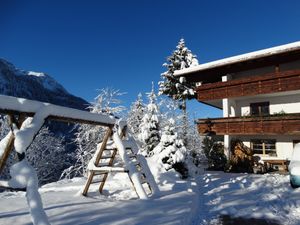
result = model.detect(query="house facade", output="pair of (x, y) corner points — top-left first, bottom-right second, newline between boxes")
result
(175, 41), (300, 164)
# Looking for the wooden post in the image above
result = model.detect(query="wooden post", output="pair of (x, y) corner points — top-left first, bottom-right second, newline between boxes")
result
(0, 114), (26, 174)
(0, 132), (15, 173)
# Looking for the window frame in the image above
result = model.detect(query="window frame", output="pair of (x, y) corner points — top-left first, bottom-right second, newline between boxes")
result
(250, 139), (276, 156)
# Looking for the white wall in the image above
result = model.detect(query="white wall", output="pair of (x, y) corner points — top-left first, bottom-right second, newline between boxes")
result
(236, 94), (300, 116)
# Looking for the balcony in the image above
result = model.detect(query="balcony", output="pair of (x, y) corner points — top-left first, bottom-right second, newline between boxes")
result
(196, 70), (300, 101)
(197, 113), (300, 135)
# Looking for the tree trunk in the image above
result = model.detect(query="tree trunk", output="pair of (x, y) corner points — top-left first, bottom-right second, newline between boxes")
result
(181, 99), (188, 146)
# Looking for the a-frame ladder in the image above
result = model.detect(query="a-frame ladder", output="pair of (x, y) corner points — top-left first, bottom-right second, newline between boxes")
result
(82, 125), (158, 199)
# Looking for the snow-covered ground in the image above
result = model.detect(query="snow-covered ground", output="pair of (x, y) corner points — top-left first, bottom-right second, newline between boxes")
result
(195, 172), (300, 225)
(1, 171), (300, 225)
(0, 172), (198, 225)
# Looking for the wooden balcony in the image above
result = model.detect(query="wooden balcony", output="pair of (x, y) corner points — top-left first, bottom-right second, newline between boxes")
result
(196, 70), (300, 101)
(197, 113), (300, 135)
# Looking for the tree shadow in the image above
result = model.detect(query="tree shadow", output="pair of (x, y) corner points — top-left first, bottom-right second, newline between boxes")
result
(220, 215), (281, 225)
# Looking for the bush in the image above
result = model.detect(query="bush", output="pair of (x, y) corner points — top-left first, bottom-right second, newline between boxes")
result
(202, 136), (227, 171)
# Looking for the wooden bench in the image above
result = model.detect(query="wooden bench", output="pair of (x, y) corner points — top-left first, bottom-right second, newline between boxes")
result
(262, 159), (290, 172)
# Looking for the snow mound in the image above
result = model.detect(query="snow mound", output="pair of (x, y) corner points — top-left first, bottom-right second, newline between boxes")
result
(289, 143), (300, 176)
(9, 160), (50, 225)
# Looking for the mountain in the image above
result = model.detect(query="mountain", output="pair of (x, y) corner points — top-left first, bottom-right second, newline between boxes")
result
(0, 58), (88, 109)
(0, 58), (89, 184)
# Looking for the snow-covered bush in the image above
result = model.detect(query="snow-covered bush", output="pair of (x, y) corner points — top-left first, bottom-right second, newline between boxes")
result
(139, 84), (160, 156)
(202, 136), (227, 171)
(153, 118), (188, 178)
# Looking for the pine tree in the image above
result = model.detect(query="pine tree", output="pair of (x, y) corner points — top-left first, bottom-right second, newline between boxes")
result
(159, 38), (198, 145)
(159, 38), (198, 101)
(139, 83), (160, 156)
(127, 93), (145, 139)
(153, 118), (188, 178)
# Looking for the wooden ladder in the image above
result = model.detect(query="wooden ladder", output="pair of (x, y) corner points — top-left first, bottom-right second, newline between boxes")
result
(82, 125), (156, 199)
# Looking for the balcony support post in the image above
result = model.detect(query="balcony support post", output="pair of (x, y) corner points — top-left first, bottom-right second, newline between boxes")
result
(222, 75), (233, 160)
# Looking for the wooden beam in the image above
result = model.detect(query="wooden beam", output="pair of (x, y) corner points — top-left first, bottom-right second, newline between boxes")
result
(0, 108), (113, 127)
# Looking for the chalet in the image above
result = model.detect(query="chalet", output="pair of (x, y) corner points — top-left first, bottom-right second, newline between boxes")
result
(175, 41), (300, 169)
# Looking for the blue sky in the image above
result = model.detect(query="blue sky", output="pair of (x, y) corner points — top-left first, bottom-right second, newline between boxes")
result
(1, 0), (300, 118)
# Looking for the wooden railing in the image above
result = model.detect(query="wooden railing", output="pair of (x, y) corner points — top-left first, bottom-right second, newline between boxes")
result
(196, 70), (300, 101)
(197, 113), (300, 135)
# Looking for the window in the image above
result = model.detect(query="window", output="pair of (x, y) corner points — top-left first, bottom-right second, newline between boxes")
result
(251, 139), (276, 156)
(250, 102), (270, 116)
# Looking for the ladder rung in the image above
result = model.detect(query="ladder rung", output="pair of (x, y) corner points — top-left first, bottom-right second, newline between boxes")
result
(140, 178), (148, 184)
(91, 180), (105, 184)
(96, 162), (110, 166)
(92, 171), (107, 175)
(100, 155), (114, 159)
(91, 166), (128, 173)
(103, 148), (117, 151)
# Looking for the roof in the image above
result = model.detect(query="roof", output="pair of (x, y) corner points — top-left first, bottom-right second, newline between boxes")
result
(174, 41), (300, 82)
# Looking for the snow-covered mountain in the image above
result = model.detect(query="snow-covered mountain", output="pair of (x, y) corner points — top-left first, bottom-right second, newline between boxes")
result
(0, 58), (89, 184)
(0, 58), (88, 109)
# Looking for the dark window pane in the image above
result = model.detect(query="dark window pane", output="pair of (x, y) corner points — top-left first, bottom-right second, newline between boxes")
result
(250, 102), (270, 116)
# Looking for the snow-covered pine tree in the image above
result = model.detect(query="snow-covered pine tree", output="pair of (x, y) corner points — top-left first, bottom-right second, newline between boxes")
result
(61, 88), (126, 179)
(139, 83), (160, 156)
(127, 93), (145, 139)
(153, 118), (188, 178)
(159, 38), (198, 145)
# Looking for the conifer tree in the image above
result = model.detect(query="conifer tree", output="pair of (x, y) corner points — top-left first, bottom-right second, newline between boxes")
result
(159, 38), (198, 145)
(127, 93), (145, 139)
(139, 83), (160, 156)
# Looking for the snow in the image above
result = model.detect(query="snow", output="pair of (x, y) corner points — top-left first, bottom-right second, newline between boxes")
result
(1, 169), (300, 224)
(289, 143), (300, 175)
(123, 137), (160, 196)
(13, 111), (48, 154)
(195, 172), (300, 225)
(0, 172), (197, 225)
(0, 95), (116, 126)
(112, 131), (148, 200)
(174, 40), (300, 77)
(8, 160), (50, 225)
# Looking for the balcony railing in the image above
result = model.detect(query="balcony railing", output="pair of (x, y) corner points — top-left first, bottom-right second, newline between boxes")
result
(197, 113), (300, 135)
(196, 70), (300, 101)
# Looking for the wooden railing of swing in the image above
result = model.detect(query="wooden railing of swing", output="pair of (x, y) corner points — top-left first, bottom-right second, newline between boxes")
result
(0, 95), (116, 191)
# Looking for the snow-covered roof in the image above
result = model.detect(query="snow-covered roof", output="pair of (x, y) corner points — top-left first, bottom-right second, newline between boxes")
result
(174, 41), (300, 77)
